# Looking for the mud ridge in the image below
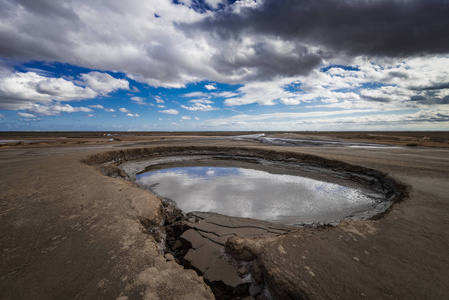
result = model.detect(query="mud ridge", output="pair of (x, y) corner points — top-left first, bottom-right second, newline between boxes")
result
(84, 146), (407, 219)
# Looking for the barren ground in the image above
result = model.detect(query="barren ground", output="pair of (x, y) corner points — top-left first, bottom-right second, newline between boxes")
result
(1, 132), (448, 299)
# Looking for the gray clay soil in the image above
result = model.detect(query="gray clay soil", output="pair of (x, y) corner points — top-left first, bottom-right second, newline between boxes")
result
(1, 133), (449, 299)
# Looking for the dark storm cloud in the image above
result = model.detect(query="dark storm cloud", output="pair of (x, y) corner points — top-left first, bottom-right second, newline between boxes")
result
(409, 93), (449, 105)
(412, 113), (449, 122)
(360, 95), (392, 103)
(0, 0), (81, 61)
(13, 0), (79, 19)
(411, 82), (449, 91)
(190, 0), (449, 57)
(387, 71), (410, 80)
(1, 0), (448, 86)
(0, 0), (204, 86)
(209, 42), (322, 81)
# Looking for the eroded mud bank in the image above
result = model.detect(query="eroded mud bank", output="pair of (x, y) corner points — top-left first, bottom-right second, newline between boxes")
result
(83, 146), (407, 299)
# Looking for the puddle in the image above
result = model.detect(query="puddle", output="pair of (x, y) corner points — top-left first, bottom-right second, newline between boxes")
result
(136, 166), (384, 224)
(0, 139), (53, 145)
(228, 133), (396, 148)
(257, 136), (395, 148)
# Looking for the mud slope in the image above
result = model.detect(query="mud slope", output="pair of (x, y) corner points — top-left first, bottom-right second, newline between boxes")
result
(0, 146), (213, 300)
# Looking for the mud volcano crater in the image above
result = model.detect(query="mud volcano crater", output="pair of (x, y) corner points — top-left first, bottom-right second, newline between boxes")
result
(84, 146), (406, 299)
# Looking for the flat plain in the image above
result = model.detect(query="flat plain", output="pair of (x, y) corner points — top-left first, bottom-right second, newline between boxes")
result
(1, 132), (448, 299)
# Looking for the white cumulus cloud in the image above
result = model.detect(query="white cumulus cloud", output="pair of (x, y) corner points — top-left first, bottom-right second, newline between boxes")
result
(18, 112), (36, 118)
(90, 104), (105, 109)
(204, 84), (217, 90)
(79, 72), (129, 95)
(0, 69), (97, 110)
(181, 103), (216, 111)
(90, 104), (115, 112)
(160, 109), (179, 114)
(26, 103), (93, 116)
(131, 96), (145, 104)
(0, 66), (130, 111)
(155, 96), (165, 103)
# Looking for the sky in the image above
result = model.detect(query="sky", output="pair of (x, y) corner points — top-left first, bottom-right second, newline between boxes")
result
(0, 0), (448, 131)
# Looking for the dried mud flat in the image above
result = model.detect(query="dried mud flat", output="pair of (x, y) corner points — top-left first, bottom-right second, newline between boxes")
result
(1, 132), (449, 299)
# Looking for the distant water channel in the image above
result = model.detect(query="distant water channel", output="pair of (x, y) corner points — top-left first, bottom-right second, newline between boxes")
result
(136, 166), (383, 224)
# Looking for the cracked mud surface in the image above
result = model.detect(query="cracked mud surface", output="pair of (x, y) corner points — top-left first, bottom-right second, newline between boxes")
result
(1, 133), (449, 299)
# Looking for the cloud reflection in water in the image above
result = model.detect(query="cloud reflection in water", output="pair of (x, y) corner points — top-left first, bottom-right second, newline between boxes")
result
(137, 167), (380, 223)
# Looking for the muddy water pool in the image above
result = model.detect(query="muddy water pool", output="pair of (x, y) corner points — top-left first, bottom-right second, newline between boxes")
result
(136, 166), (384, 224)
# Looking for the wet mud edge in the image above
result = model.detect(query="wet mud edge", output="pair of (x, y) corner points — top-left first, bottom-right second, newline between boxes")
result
(83, 146), (408, 299)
